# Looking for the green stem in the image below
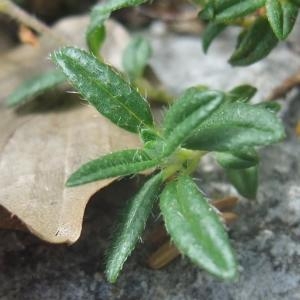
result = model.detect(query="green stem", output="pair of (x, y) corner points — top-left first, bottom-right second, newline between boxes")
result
(162, 149), (206, 180)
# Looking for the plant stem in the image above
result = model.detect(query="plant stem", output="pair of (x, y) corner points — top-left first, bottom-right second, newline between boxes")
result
(162, 149), (205, 181)
(0, 0), (67, 45)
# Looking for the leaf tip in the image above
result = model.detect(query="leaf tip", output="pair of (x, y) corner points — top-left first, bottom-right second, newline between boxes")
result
(65, 175), (79, 187)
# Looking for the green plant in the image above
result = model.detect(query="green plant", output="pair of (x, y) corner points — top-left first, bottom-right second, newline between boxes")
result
(199, 0), (300, 65)
(1, 0), (293, 284)
(51, 46), (285, 282)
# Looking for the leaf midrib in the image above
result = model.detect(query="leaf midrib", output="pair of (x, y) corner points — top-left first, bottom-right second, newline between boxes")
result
(65, 54), (151, 131)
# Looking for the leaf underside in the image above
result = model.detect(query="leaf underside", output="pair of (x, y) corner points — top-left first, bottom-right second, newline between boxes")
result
(225, 166), (258, 198)
(229, 17), (278, 66)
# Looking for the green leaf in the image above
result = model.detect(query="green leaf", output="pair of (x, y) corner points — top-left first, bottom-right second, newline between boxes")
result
(291, 0), (300, 6)
(216, 149), (258, 169)
(6, 70), (66, 107)
(213, 0), (246, 11)
(66, 149), (158, 187)
(202, 22), (227, 53)
(215, 0), (266, 22)
(266, 0), (298, 40)
(106, 172), (163, 283)
(162, 89), (224, 156)
(140, 128), (161, 143)
(199, 3), (215, 21)
(160, 175), (237, 280)
(163, 86), (209, 135)
(227, 84), (257, 103)
(199, 0), (241, 21)
(87, 0), (148, 55)
(225, 166), (258, 198)
(229, 18), (278, 66)
(184, 102), (285, 152)
(255, 101), (281, 113)
(52, 47), (153, 133)
(123, 36), (152, 79)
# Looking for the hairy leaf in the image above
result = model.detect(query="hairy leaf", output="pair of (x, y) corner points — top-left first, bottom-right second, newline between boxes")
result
(106, 172), (163, 283)
(66, 149), (158, 186)
(229, 18), (278, 66)
(266, 0), (298, 40)
(255, 101), (281, 113)
(6, 70), (66, 107)
(202, 22), (226, 53)
(52, 47), (153, 133)
(226, 166), (258, 198)
(140, 128), (161, 143)
(227, 84), (257, 103)
(163, 86), (209, 135)
(160, 175), (237, 279)
(123, 36), (152, 79)
(184, 102), (285, 152)
(216, 149), (258, 169)
(162, 89), (224, 156)
(87, 0), (147, 55)
(215, 0), (265, 22)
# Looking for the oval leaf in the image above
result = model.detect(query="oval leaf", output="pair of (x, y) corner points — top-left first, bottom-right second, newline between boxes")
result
(67, 149), (158, 186)
(106, 172), (163, 283)
(266, 0), (299, 40)
(6, 70), (66, 107)
(162, 89), (224, 155)
(216, 150), (258, 169)
(184, 102), (285, 152)
(123, 36), (152, 79)
(52, 47), (153, 133)
(160, 175), (237, 279)
(87, 0), (148, 55)
(229, 18), (278, 66)
(202, 22), (227, 53)
(215, 0), (266, 22)
(255, 101), (281, 113)
(227, 84), (257, 103)
(163, 86), (209, 135)
(225, 166), (258, 198)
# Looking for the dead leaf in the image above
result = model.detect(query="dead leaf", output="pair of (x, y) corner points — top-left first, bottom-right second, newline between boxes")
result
(0, 15), (129, 102)
(0, 16), (141, 243)
(295, 121), (300, 137)
(18, 24), (39, 47)
(0, 96), (140, 244)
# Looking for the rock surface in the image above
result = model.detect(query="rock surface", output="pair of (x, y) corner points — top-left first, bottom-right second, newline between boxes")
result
(1, 21), (300, 300)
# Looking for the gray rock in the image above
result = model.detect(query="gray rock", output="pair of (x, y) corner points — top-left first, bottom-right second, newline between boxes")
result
(1, 23), (300, 300)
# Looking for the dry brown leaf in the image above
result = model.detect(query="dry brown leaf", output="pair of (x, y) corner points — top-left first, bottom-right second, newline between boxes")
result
(0, 97), (140, 244)
(295, 121), (300, 137)
(0, 15), (129, 102)
(0, 16), (141, 243)
(18, 24), (39, 47)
